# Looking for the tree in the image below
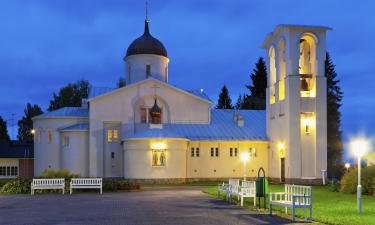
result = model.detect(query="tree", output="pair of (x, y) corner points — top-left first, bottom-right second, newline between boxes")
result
(216, 85), (234, 109)
(17, 103), (43, 142)
(48, 80), (90, 111)
(235, 94), (245, 109)
(0, 116), (10, 141)
(241, 57), (268, 110)
(326, 52), (344, 179)
(117, 77), (126, 88)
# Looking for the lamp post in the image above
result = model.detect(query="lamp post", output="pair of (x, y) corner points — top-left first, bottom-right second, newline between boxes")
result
(241, 152), (250, 181)
(350, 138), (370, 214)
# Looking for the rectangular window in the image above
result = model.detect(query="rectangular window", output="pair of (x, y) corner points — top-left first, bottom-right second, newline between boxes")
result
(107, 129), (113, 143)
(48, 131), (52, 144)
(63, 136), (69, 147)
(215, 148), (219, 157)
(113, 129), (119, 143)
(152, 149), (166, 166)
(146, 65), (151, 77)
(0, 166), (18, 177)
(191, 148), (195, 157)
(230, 148), (233, 157)
(6, 167), (10, 176)
(249, 148), (257, 157)
(140, 108), (147, 123)
(0, 167), (5, 176)
(210, 148), (214, 157)
(195, 148), (200, 157)
(111, 152), (115, 159)
(234, 148), (238, 157)
(38, 130), (42, 143)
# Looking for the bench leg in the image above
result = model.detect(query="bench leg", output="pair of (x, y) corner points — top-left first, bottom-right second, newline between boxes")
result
(100, 187), (102, 195)
(310, 206), (312, 221)
(62, 188), (65, 195)
(292, 207), (295, 222)
(285, 207), (287, 214)
(241, 196), (243, 207)
(31, 188), (33, 195)
(269, 204), (272, 216)
(70, 187), (72, 195)
(253, 196), (256, 206)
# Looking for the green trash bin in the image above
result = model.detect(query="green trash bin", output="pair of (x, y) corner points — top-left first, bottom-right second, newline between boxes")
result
(256, 177), (265, 197)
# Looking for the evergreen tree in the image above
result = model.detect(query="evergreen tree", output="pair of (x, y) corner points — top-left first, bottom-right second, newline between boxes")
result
(235, 94), (244, 109)
(117, 77), (126, 88)
(326, 52), (344, 179)
(241, 57), (268, 110)
(17, 103), (43, 142)
(216, 85), (234, 109)
(48, 80), (90, 111)
(0, 116), (10, 141)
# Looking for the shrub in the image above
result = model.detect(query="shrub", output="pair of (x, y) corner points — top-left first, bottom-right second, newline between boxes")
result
(328, 179), (340, 192)
(103, 179), (141, 192)
(340, 165), (375, 195)
(0, 178), (31, 194)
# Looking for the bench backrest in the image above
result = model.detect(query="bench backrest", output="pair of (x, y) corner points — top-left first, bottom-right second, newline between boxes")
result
(228, 179), (240, 192)
(241, 180), (256, 195)
(285, 184), (312, 204)
(71, 178), (102, 185)
(32, 179), (64, 186)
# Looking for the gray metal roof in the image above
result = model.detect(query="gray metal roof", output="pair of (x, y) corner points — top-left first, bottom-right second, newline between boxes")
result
(89, 87), (116, 99)
(33, 107), (89, 119)
(59, 123), (89, 132)
(0, 141), (34, 158)
(126, 109), (267, 141)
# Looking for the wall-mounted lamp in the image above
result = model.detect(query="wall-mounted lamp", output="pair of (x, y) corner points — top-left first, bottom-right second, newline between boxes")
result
(278, 142), (285, 158)
(301, 113), (315, 135)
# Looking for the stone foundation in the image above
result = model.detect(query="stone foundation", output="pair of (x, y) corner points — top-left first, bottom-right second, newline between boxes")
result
(268, 177), (324, 185)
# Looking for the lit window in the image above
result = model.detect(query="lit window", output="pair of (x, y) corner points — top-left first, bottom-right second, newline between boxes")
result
(48, 131), (52, 144)
(140, 108), (148, 123)
(195, 148), (200, 157)
(107, 129), (113, 143)
(146, 65), (151, 77)
(63, 136), (69, 147)
(152, 149), (166, 166)
(249, 148), (256, 157)
(113, 129), (118, 143)
(191, 148), (195, 157)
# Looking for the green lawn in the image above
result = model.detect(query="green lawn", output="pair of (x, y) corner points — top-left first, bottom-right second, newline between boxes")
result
(204, 185), (375, 225)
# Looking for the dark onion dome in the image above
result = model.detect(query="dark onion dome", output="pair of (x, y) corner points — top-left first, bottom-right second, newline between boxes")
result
(126, 20), (168, 58)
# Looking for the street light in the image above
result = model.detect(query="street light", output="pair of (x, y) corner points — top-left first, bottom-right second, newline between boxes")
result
(31, 129), (35, 135)
(345, 163), (351, 173)
(241, 152), (250, 181)
(349, 137), (371, 214)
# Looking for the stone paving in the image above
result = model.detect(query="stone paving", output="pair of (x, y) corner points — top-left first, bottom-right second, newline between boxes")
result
(0, 187), (296, 225)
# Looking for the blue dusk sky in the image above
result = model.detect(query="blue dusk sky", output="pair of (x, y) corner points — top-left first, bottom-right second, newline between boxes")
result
(0, 0), (374, 160)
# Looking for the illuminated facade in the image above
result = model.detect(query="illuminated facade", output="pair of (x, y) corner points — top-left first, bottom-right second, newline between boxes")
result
(32, 21), (329, 184)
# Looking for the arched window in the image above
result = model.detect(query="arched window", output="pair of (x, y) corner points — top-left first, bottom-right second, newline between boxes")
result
(299, 33), (317, 97)
(149, 98), (162, 124)
(278, 39), (286, 101)
(269, 46), (276, 104)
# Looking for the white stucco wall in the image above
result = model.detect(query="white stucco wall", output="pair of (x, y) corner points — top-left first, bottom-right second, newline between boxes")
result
(33, 117), (88, 176)
(60, 131), (89, 177)
(125, 54), (169, 84)
(124, 139), (188, 179)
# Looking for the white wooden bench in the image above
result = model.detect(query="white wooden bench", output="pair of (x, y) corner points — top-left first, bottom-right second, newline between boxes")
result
(217, 179), (240, 203)
(236, 180), (256, 206)
(70, 178), (103, 194)
(269, 184), (312, 222)
(31, 179), (65, 195)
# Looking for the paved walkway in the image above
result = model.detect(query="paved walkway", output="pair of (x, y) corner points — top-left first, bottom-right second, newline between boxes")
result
(0, 187), (294, 225)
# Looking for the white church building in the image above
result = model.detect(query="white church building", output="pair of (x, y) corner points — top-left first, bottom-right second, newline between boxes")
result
(33, 17), (330, 184)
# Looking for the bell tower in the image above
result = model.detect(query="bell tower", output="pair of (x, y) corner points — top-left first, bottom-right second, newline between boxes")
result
(262, 25), (331, 183)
